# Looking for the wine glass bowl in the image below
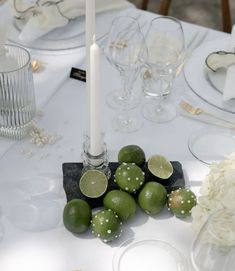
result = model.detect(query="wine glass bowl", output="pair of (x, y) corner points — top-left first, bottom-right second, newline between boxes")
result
(142, 16), (185, 123)
(104, 17), (145, 132)
(104, 16), (142, 110)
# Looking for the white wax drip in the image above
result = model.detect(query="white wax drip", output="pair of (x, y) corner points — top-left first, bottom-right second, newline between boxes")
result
(0, 24), (19, 72)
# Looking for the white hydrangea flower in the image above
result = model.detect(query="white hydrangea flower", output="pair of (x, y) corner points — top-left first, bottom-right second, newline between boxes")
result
(191, 153), (235, 246)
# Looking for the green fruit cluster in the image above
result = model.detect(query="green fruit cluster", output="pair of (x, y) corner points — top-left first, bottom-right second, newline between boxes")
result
(63, 145), (197, 243)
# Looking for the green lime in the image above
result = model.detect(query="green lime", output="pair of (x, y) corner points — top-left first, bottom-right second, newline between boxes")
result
(118, 145), (146, 166)
(103, 190), (136, 221)
(167, 188), (197, 218)
(115, 163), (145, 193)
(63, 199), (92, 233)
(138, 182), (167, 215)
(147, 155), (173, 179)
(92, 209), (122, 242)
(79, 170), (108, 198)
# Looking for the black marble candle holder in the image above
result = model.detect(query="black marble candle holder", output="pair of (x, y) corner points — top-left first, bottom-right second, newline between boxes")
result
(63, 161), (185, 209)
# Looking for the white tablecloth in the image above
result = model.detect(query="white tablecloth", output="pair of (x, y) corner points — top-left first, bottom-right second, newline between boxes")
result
(0, 3), (232, 271)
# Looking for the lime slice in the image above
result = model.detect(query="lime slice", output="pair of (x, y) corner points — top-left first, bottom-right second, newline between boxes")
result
(147, 155), (173, 179)
(79, 170), (108, 198)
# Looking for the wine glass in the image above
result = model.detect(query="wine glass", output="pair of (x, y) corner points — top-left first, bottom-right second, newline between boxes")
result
(142, 16), (185, 123)
(191, 209), (235, 271)
(104, 16), (142, 110)
(104, 19), (145, 132)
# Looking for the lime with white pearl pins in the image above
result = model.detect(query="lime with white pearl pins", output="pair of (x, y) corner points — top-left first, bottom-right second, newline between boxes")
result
(91, 209), (122, 243)
(167, 188), (197, 218)
(114, 163), (145, 193)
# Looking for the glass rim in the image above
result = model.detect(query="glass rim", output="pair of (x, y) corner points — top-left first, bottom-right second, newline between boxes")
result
(109, 15), (141, 32)
(113, 237), (189, 271)
(145, 15), (185, 63)
(150, 16), (183, 30)
(111, 15), (139, 23)
(0, 44), (31, 73)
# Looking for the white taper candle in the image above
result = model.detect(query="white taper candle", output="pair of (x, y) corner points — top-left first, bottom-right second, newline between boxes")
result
(89, 35), (103, 156)
(85, 0), (96, 136)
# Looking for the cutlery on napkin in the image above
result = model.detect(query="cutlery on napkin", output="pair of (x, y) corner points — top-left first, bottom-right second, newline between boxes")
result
(223, 25), (235, 101)
(179, 100), (235, 129)
(10, 0), (133, 42)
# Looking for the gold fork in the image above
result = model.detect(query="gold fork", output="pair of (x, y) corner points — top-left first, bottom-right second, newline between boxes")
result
(179, 100), (235, 125)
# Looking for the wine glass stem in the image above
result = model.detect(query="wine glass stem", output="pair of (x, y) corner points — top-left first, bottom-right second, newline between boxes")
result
(155, 78), (165, 113)
(120, 70), (132, 110)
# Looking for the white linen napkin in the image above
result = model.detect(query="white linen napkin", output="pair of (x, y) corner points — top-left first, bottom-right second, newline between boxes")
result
(10, 0), (133, 42)
(32, 49), (86, 108)
(223, 25), (235, 101)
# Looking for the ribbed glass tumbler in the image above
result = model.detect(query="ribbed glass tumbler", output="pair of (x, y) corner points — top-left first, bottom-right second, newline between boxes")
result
(0, 45), (36, 139)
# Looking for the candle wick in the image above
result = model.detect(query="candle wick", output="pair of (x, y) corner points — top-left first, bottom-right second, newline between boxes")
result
(93, 35), (96, 43)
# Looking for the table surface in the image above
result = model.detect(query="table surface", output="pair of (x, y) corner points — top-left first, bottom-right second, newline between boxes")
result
(0, 3), (233, 271)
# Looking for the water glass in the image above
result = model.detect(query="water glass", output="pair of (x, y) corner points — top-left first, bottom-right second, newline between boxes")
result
(191, 209), (235, 271)
(104, 18), (145, 132)
(104, 16), (142, 110)
(0, 44), (36, 139)
(142, 16), (185, 123)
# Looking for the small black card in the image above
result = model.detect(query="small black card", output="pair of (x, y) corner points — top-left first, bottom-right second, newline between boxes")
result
(70, 67), (86, 82)
(62, 162), (185, 209)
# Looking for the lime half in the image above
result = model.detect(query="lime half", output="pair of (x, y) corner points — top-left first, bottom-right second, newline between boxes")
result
(79, 170), (108, 198)
(147, 155), (173, 179)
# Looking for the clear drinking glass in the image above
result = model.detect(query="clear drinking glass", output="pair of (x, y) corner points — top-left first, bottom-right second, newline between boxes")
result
(104, 16), (142, 110)
(191, 209), (235, 271)
(105, 26), (145, 132)
(0, 44), (36, 139)
(142, 16), (185, 122)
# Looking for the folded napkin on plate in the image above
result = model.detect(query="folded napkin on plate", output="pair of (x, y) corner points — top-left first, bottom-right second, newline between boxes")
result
(10, 0), (133, 42)
(223, 25), (235, 101)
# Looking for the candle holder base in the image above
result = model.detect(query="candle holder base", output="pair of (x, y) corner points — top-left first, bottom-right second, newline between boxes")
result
(81, 136), (111, 179)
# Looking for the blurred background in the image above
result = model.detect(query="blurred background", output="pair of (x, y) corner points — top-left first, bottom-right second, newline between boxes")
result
(130, 0), (235, 32)
(0, 0), (234, 32)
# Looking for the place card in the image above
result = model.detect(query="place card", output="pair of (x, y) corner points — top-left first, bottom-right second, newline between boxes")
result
(70, 67), (86, 82)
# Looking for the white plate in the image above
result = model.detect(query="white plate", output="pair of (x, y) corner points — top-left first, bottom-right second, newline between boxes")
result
(188, 128), (235, 164)
(8, 10), (115, 51)
(184, 37), (235, 114)
(113, 237), (188, 271)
